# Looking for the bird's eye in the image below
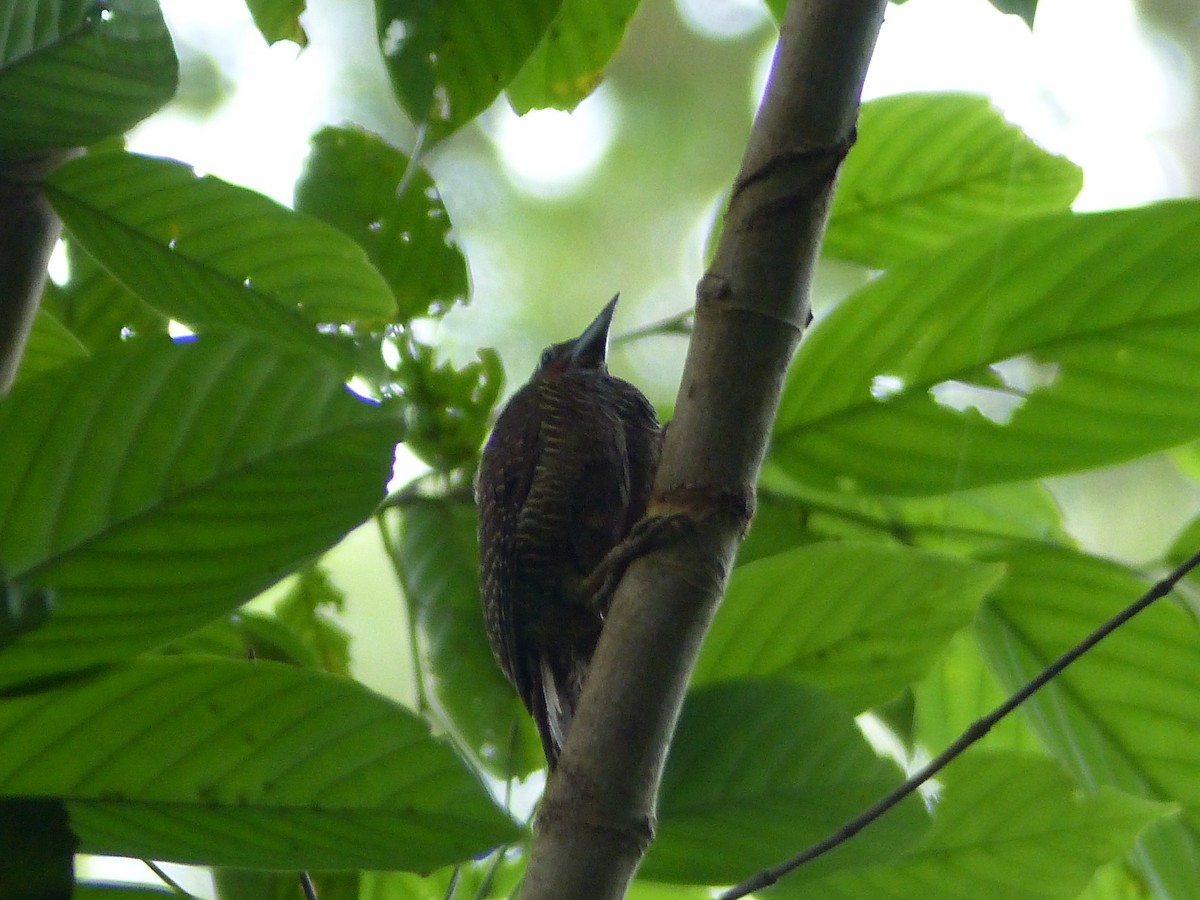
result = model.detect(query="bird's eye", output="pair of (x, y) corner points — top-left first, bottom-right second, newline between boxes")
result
(539, 348), (555, 369)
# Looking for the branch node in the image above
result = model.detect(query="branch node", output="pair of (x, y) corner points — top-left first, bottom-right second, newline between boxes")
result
(654, 484), (756, 537)
(697, 273), (733, 305)
(731, 130), (857, 230)
(536, 787), (655, 855)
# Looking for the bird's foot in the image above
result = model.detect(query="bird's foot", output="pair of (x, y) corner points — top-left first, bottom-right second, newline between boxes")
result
(582, 514), (694, 618)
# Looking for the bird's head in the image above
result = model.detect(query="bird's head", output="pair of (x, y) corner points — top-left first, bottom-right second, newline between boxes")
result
(534, 295), (618, 378)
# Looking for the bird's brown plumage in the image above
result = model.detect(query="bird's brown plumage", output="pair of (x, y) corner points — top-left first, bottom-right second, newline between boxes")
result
(476, 297), (661, 767)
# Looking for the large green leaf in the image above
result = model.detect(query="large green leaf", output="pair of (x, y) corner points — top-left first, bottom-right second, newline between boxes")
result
(912, 630), (1041, 755)
(374, 0), (563, 141)
(44, 152), (395, 357)
(0, 656), (517, 870)
(0, 0), (177, 157)
(16, 308), (89, 383)
(692, 543), (1002, 712)
(295, 126), (469, 323)
(394, 499), (543, 779)
(749, 462), (1069, 560)
(507, 0), (640, 113)
(977, 545), (1200, 899)
(780, 752), (1168, 899)
(774, 202), (1200, 496)
(40, 236), (168, 352)
(645, 680), (929, 884)
(824, 93), (1081, 268)
(0, 335), (402, 687)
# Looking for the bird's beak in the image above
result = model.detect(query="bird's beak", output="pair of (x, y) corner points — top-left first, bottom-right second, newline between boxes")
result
(569, 294), (619, 368)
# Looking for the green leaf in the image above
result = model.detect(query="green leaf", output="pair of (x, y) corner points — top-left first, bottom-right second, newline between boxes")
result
(645, 680), (929, 884)
(245, 0), (308, 46)
(44, 151), (395, 357)
(295, 126), (469, 323)
(0, 0), (178, 156)
(0, 335), (402, 687)
(977, 545), (1200, 898)
(215, 870), (358, 900)
(160, 609), (324, 669)
(693, 543), (1003, 712)
(75, 885), (174, 899)
(754, 462), (1069, 557)
(783, 752), (1169, 899)
(392, 340), (504, 471)
(394, 499), (544, 779)
(774, 201), (1200, 496)
(374, 0), (563, 141)
(1078, 860), (1153, 900)
(0, 656), (517, 870)
(626, 884), (711, 900)
(825, 93), (1081, 268)
(912, 630), (1042, 754)
(989, 0), (1038, 28)
(273, 564), (353, 675)
(1165, 510), (1200, 578)
(361, 853), (525, 900)
(0, 798), (75, 899)
(16, 308), (89, 383)
(40, 237), (169, 352)
(507, 0), (640, 113)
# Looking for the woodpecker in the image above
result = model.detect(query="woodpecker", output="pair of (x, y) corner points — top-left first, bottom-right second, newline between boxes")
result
(476, 296), (661, 768)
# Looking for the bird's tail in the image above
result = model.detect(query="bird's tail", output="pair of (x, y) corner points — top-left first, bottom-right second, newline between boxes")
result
(535, 655), (587, 769)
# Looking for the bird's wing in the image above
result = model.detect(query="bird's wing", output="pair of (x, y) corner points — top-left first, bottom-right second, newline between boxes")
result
(477, 385), (543, 709)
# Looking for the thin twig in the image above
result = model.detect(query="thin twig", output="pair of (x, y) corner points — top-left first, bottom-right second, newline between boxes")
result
(300, 871), (319, 900)
(611, 309), (694, 346)
(374, 510), (432, 715)
(719, 546), (1200, 899)
(142, 860), (198, 898)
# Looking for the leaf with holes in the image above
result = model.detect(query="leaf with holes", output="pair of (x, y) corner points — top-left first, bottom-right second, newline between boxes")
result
(0, 656), (517, 870)
(375, 0), (562, 141)
(507, 0), (640, 113)
(0, 334), (402, 688)
(295, 126), (468, 323)
(774, 201), (1200, 495)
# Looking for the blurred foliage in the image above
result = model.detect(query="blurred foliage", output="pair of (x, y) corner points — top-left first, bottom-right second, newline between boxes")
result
(388, 336), (504, 472)
(0, 0), (1197, 898)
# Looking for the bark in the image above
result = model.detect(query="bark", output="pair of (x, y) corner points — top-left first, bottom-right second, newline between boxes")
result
(0, 151), (81, 393)
(519, 1), (887, 897)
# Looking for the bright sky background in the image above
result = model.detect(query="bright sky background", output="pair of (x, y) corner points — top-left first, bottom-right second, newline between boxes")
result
(84, 0), (1199, 893)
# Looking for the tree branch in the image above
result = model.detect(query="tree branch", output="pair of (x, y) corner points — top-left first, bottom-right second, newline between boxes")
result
(518, 3), (887, 897)
(0, 151), (80, 394)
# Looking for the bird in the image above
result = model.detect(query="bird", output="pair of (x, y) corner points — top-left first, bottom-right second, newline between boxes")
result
(476, 296), (662, 768)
